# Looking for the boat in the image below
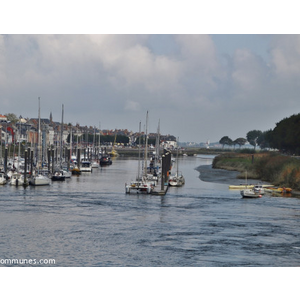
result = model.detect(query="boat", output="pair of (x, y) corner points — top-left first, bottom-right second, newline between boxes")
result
(125, 113), (155, 194)
(168, 137), (185, 187)
(71, 166), (81, 175)
(91, 161), (99, 168)
(29, 97), (50, 186)
(62, 168), (72, 178)
(100, 155), (112, 166)
(80, 161), (92, 172)
(253, 184), (265, 195)
(240, 188), (262, 198)
(169, 172), (185, 187)
(265, 187), (292, 194)
(229, 184), (273, 189)
(108, 134), (119, 157)
(10, 172), (25, 186)
(125, 180), (154, 194)
(0, 172), (7, 185)
(30, 173), (51, 186)
(51, 171), (66, 181)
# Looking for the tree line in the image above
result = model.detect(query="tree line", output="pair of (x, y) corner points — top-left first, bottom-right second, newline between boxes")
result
(219, 112), (300, 155)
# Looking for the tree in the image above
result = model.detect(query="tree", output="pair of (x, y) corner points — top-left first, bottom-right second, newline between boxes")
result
(257, 131), (271, 149)
(267, 113), (300, 154)
(5, 113), (18, 123)
(246, 130), (262, 150)
(233, 137), (247, 149)
(219, 136), (233, 149)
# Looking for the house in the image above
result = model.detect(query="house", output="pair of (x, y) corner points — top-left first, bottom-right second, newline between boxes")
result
(0, 114), (7, 122)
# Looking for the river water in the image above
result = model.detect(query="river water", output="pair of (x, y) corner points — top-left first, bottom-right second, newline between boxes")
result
(1, 155), (300, 267)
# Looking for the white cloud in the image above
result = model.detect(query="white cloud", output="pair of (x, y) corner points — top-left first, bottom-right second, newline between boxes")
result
(270, 35), (300, 78)
(1, 34), (300, 142)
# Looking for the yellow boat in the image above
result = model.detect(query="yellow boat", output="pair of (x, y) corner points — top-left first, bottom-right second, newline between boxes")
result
(229, 184), (274, 190)
(265, 187), (292, 194)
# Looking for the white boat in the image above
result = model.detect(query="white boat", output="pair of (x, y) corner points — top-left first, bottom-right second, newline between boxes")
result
(0, 173), (7, 185)
(240, 188), (262, 198)
(81, 161), (92, 172)
(253, 184), (265, 195)
(169, 173), (185, 187)
(30, 174), (50, 186)
(51, 171), (66, 181)
(10, 173), (25, 186)
(125, 114), (154, 194)
(168, 138), (185, 187)
(29, 97), (50, 187)
(229, 184), (273, 190)
(91, 161), (99, 168)
(62, 168), (72, 178)
(125, 180), (153, 194)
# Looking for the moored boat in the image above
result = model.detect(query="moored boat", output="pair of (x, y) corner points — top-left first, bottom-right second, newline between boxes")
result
(229, 184), (274, 189)
(10, 173), (25, 186)
(240, 188), (262, 198)
(80, 161), (92, 172)
(100, 155), (112, 166)
(30, 173), (50, 186)
(125, 179), (154, 194)
(265, 187), (292, 194)
(51, 171), (66, 181)
(169, 173), (185, 187)
(0, 172), (7, 185)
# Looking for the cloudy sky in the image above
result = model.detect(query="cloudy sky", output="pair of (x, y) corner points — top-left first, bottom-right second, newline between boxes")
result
(1, 3), (299, 143)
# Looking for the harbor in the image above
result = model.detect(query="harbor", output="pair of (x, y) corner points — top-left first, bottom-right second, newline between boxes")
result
(1, 155), (300, 267)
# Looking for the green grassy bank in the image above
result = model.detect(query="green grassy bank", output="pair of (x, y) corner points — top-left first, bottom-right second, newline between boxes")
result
(212, 152), (300, 190)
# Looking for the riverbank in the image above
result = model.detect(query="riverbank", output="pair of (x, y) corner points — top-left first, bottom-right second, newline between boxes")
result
(212, 152), (300, 192)
(117, 147), (227, 157)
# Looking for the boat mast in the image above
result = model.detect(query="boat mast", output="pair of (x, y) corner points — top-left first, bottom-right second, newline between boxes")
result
(137, 121), (141, 183)
(176, 137), (179, 176)
(60, 104), (64, 169)
(37, 97), (41, 172)
(156, 119), (160, 164)
(70, 125), (72, 161)
(144, 111), (148, 178)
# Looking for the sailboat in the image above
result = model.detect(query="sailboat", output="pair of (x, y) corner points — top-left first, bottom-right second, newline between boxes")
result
(240, 171), (262, 198)
(51, 104), (67, 180)
(168, 137), (185, 187)
(108, 133), (119, 157)
(125, 113), (154, 194)
(30, 97), (50, 186)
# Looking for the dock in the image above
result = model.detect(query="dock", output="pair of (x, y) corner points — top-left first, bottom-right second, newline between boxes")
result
(151, 182), (169, 196)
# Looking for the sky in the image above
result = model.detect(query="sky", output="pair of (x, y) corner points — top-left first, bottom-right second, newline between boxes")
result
(1, 3), (300, 144)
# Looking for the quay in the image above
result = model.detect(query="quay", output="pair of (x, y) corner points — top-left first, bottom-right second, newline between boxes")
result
(151, 182), (169, 196)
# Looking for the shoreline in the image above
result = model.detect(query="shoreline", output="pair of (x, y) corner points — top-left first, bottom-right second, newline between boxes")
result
(195, 164), (268, 186)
